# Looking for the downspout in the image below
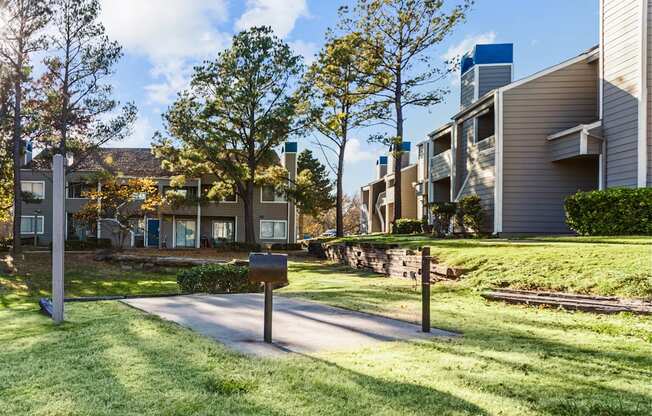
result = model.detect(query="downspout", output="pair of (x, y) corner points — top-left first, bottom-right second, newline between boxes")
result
(493, 89), (504, 235)
(196, 178), (201, 248)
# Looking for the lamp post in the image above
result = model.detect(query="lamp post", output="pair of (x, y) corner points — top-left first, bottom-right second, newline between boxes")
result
(33, 209), (41, 247)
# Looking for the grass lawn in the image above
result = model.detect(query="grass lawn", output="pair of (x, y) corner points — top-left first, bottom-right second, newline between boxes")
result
(331, 235), (652, 298)
(1, 252), (651, 415)
(0, 253), (180, 309)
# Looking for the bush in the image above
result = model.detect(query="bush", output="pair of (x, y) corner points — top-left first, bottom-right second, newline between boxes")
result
(213, 241), (262, 252)
(0, 237), (10, 252)
(177, 263), (261, 294)
(565, 188), (652, 235)
(48, 237), (112, 251)
(456, 195), (485, 234)
(431, 202), (457, 236)
(269, 243), (303, 251)
(392, 218), (423, 234)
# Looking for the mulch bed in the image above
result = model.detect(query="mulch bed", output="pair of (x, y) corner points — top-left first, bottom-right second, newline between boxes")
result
(481, 289), (652, 315)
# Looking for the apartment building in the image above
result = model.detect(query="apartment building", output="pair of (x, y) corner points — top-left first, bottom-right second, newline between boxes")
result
(367, 0), (651, 236)
(360, 143), (418, 234)
(19, 143), (298, 247)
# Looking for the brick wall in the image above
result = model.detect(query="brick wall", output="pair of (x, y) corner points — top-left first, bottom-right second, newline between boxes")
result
(323, 243), (464, 281)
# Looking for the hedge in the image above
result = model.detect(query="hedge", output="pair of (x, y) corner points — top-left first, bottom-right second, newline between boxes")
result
(48, 237), (113, 251)
(177, 263), (262, 294)
(393, 218), (424, 234)
(269, 243), (303, 251)
(565, 188), (652, 235)
(212, 241), (262, 252)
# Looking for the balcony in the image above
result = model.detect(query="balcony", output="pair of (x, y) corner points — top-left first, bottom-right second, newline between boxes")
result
(430, 149), (452, 182)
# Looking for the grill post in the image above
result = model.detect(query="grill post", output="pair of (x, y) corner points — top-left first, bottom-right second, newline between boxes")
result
(421, 247), (431, 333)
(264, 282), (273, 343)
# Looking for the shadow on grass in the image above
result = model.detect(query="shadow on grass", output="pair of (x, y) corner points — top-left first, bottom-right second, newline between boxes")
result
(0, 303), (488, 416)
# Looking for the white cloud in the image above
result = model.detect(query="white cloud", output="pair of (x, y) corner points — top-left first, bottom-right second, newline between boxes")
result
(100, 0), (231, 106)
(442, 32), (497, 85)
(107, 116), (155, 148)
(289, 40), (318, 64)
(344, 139), (375, 163)
(443, 31), (497, 63)
(235, 0), (309, 39)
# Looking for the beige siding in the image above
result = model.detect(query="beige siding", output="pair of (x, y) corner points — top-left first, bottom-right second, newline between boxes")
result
(457, 145), (495, 231)
(603, 0), (642, 187)
(502, 59), (600, 234)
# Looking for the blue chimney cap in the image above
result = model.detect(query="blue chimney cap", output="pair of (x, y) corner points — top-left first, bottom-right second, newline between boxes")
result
(283, 142), (298, 153)
(377, 156), (388, 165)
(461, 43), (513, 75)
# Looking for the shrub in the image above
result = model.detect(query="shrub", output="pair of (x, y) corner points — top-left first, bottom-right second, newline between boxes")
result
(177, 264), (261, 294)
(0, 237), (10, 252)
(48, 238), (112, 251)
(213, 241), (262, 252)
(456, 195), (485, 234)
(269, 243), (303, 251)
(430, 202), (457, 236)
(565, 188), (652, 235)
(392, 218), (423, 234)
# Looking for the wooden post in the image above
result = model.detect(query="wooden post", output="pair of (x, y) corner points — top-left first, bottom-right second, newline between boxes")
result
(421, 247), (431, 333)
(52, 154), (65, 324)
(264, 282), (273, 343)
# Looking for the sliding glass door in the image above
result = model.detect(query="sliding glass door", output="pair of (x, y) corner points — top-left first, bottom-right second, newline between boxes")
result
(175, 219), (196, 248)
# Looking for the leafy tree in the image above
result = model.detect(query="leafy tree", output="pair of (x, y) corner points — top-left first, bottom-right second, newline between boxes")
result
(0, 70), (14, 220)
(295, 149), (335, 237)
(304, 193), (362, 237)
(338, 0), (472, 223)
(0, 0), (50, 253)
(153, 27), (306, 244)
(74, 175), (162, 249)
(302, 33), (383, 237)
(35, 0), (136, 166)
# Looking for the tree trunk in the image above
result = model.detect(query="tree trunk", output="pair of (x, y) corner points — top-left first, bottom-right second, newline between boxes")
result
(393, 76), (403, 230)
(335, 154), (344, 238)
(11, 64), (23, 255)
(243, 181), (256, 244)
(298, 212), (304, 239)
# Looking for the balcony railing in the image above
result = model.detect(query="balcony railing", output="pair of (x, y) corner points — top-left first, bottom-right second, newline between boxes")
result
(430, 149), (452, 182)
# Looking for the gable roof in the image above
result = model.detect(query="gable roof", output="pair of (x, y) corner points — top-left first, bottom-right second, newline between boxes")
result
(25, 148), (171, 177)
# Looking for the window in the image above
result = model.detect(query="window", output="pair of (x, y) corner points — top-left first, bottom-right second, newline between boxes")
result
(67, 213), (96, 240)
(21, 181), (45, 200)
(20, 216), (44, 235)
(260, 220), (287, 240)
(201, 185), (237, 202)
(164, 186), (197, 199)
(132, 192), (146, 201)
(175, 219), (196, 247)
(67, 182), (94, 199)
(213, 219), (235, 242)
(261, 186), (286, 202)
(474, 108), (495, 143)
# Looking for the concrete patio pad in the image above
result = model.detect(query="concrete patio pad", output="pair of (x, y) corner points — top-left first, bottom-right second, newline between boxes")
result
(122, 294), (457, 357)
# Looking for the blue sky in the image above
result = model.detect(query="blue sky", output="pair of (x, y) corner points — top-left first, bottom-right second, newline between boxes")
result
(100, 0), (599, 195)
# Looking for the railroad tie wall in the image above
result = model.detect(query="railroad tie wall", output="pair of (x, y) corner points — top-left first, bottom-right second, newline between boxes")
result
(323, 244), (464, 281)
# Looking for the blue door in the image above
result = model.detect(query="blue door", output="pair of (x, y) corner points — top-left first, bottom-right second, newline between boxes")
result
(147, 219), (160, 247)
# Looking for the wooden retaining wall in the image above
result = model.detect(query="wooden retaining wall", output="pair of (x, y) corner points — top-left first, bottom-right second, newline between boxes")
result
(323, 243), (465, 281)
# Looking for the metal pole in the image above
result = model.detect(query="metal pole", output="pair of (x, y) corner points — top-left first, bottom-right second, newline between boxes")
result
(421, 247), (431, 333)
(52, 154), (65, 324)
(264, 282), (273, 343)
